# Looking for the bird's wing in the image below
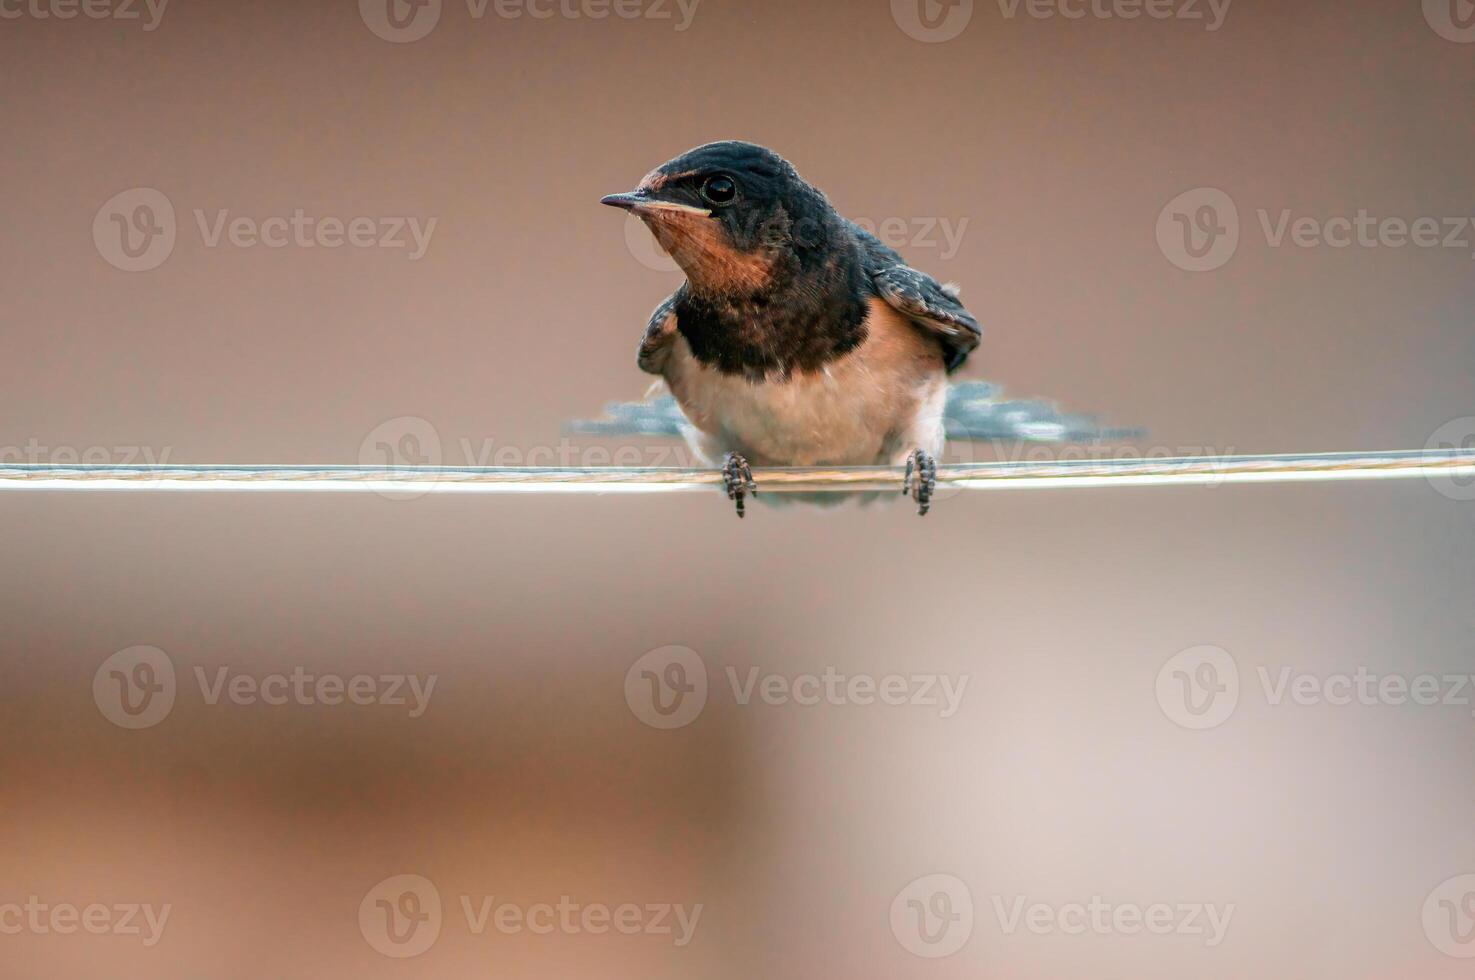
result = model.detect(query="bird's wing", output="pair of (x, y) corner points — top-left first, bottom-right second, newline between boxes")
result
(637, 293), (681, 375)
(852, 223), (982, 373)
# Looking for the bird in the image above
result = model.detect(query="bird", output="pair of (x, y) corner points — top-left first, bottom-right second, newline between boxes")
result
(601, 141), (982, 517)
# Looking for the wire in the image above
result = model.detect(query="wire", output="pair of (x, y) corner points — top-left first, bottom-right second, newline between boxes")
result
(0, 450), (1471, 495)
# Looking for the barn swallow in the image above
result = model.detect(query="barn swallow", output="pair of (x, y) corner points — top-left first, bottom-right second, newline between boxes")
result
(602, 141), (981, 517)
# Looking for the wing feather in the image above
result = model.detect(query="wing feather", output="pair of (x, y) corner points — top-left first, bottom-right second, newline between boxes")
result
(852, 223), (982, 373)
(637, 293), (680, 375)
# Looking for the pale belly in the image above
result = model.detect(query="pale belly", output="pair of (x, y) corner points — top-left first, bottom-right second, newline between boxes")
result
(662, 301), (949, 467)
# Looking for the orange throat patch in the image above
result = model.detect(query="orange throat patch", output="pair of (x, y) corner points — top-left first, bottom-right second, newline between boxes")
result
(645, 213), (774, 294)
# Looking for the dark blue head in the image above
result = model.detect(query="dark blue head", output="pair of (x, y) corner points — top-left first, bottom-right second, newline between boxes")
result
(602, 141), (839, 293)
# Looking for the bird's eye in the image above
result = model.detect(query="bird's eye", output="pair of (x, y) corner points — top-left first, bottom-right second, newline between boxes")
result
(700, 175), (738, 207)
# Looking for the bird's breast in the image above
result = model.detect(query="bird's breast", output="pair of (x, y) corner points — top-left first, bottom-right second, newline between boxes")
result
(663, 298), (948, 467)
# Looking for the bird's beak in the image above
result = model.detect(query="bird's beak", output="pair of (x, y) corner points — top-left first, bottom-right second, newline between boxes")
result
(600, 190), (711, 218)
(600, 191), (646, 212)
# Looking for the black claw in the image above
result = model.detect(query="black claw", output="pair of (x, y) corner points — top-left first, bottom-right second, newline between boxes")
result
(904, 448), (937, 516)
(722, 453), (757, 519)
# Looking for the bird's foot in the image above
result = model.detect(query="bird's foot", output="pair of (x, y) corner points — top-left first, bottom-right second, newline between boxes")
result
(903, 448), (937, 516)
(722, 452), (757, 519)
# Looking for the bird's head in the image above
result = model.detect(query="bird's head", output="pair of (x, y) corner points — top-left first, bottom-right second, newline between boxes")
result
(602, 141), (836, 295)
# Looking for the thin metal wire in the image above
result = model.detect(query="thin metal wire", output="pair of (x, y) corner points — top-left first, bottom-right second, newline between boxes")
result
(0, 450), (1471, 494)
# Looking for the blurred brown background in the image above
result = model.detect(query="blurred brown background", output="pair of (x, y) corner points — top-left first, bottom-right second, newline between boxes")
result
(2, 0), (1474, 976)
